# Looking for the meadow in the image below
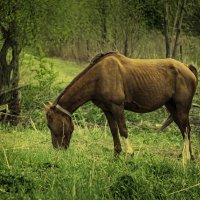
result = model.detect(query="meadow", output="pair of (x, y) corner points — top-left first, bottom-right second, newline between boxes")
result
(0, 54), (200, 200)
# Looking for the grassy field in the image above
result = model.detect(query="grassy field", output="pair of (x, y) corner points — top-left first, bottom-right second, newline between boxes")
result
(0, 55), (200, 199)
(0, 125), (200, 200)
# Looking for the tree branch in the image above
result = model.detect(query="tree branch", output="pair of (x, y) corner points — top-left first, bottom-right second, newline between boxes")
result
(172, 0), (187, 58)
(163, 0), (171, 58)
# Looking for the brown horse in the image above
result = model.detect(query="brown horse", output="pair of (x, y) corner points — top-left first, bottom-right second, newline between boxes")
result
(45, 52), (197, 162)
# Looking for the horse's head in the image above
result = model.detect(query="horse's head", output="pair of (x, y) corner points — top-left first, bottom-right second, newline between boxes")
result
(44, 102), (74, 149)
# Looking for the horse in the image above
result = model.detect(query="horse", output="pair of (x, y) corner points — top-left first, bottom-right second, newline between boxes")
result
(44, 52), (197, 163)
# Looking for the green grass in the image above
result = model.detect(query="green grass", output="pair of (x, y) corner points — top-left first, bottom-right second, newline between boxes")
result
(0, 124), (200, 200)
(1, 54), (200, 199)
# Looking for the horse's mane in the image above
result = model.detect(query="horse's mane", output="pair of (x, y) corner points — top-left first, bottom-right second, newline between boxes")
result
(55, 51), (117, 104)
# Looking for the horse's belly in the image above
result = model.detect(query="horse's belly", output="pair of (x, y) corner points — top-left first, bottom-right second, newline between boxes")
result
(124, 93), (170, 113)
(125, 102), (161, 113)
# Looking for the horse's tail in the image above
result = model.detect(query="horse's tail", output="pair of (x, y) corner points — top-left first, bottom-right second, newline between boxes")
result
(188, 64), (198, 85)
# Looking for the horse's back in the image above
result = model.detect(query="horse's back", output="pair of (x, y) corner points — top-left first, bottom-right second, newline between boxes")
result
(92, 54), (197, 112)
(102, 54), (196, 112)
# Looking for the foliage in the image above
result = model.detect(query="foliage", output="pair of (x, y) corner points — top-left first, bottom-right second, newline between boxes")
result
(33, 58), (57, 91)
(184, 0), (200, 35)
(30, 0), (200, 61)
(20, 56), (60, 128)
(0, 0), (42, 48)
(141, 0), (163, 30)
(1, 0), (200, 61)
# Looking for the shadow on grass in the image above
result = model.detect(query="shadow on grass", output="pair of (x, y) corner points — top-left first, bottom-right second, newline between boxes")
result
(0, 172), (35, 194)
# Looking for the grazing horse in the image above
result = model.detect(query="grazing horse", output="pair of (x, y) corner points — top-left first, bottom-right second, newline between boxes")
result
(45, 52), (197, 162)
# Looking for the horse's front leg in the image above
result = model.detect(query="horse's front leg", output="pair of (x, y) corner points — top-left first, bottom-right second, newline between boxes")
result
(111, 104), (134, 156)
(103, 110), (122, 155)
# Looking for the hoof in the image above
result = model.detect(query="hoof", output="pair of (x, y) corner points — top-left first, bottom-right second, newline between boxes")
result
(127, 148), (134, 154)
(178, 153), (195, 161)
(114, 152), (120, 157)
(124, 138), (134, 156)
(114, 148), (122, 156)
(125, 151), (134, 158)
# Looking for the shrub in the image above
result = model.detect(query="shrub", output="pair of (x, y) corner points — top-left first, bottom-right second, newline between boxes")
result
(20, 57), (60, 129)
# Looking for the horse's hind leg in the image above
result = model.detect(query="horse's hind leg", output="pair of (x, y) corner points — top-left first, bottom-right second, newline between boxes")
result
(175, 108), (194, 163)
(111, 104), (133, 155)
(158, 114), (173, 131)
(103, 110), (122, 155)
(166, 102), (193, 163)
(186, 121), (194, 160)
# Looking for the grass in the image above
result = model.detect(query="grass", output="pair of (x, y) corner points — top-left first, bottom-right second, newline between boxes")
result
(1, 54), (200, 199)
(0, 125), (200, 200)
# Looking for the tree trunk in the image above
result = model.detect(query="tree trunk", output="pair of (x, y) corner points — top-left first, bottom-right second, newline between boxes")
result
(8, 43), (21, 125)
(163, 0), (171, 58)
(101, 15), (107, 43)
(180, 44), (183, 62)
(172, 0), (186, 58)
(98, 0), (107, 50)
(123, 34), (128, 56)
(171, 0), (181, 41)
(0, 39), (12, 104)
(0, 22), (21, 125)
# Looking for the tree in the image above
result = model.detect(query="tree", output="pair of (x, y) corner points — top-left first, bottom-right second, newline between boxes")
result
(0, 0), (50, 124)
(110, 0), (145, 56)
(163, 0), (187, 59)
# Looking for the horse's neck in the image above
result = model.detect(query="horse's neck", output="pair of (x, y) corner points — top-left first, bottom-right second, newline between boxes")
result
(57, 77), (94, 113)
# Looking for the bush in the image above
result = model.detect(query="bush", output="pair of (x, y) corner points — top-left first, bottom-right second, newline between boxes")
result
(20, 57), (61, 129)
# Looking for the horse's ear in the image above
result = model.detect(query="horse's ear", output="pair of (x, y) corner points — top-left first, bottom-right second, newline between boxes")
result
(48, 101), (53, 106)
(43, 103), (50, 111)
(43, 101), (53, 111)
